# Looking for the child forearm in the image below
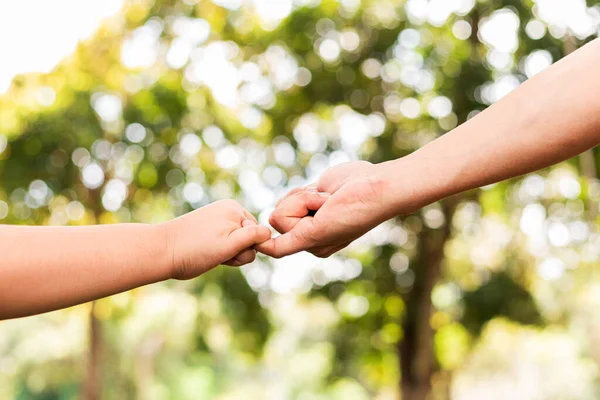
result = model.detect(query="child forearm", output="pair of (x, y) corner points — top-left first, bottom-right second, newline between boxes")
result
(0, 200), (271, 320)
(0, 224), (169, 319)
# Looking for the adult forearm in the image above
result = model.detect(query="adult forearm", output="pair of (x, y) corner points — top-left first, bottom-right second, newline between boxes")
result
(0, 224), (170, 319)
(381, 38), (600, 212)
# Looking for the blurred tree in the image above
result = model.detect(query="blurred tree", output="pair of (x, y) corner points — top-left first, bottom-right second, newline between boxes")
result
(1, 0), (599, 399)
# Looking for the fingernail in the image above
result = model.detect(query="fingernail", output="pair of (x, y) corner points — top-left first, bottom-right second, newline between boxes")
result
(318, 192), (331, 197)
(306, 187), (318, 193)
(242, 219), (256, 227)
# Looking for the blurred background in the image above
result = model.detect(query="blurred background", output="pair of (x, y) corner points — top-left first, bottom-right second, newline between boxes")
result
(1, 0), (600, 399)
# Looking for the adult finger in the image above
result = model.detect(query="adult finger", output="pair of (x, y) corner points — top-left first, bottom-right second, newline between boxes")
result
(255, 218), (318, 258)
(275, 183), (320, 207)
(311, 242), (350, 258)
(269, 191), (330, 234)
(275, 187), (304, 208)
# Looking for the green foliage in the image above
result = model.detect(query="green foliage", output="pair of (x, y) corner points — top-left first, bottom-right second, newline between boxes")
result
(461, 272), (543, 335)
(1, 0), (599, 398)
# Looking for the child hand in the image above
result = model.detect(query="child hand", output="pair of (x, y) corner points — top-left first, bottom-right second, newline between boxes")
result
(161, 200), (271, 280)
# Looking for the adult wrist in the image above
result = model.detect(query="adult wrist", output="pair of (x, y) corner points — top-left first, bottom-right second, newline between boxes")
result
(373, 152), (456, 217)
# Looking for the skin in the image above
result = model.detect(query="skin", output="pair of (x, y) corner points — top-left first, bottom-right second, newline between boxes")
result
(0, 199), (271, 320)
(257, 38), (600, 259)
(4, 38), (600, 318)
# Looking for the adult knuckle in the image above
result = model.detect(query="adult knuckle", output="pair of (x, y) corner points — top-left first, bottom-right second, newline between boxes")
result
(269, 211), (279, 225)
(296, 228), (316, 245)
(269, 214), (283, 231)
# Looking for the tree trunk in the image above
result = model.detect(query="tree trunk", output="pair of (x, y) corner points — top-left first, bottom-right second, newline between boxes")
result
(83, 197), (104, 400)
(82, 302), (103, 400)
(399, 199), (459, 400)
(135, 334), (164, 400)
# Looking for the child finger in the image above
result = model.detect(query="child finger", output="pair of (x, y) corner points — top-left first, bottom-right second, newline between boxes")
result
(224, 248), (257, 267)
(229, 223), (272, 253)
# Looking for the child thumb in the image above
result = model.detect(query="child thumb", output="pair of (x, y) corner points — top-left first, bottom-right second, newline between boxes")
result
(229, 220), (272, 253)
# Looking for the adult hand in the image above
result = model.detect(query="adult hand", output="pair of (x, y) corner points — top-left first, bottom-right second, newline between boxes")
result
(259, 39), (600, 259)
(256, 160), (421, 258)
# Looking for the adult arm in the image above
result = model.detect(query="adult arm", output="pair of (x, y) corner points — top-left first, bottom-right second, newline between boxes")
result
(257, 38), (600, 258)
(382, 38), (600, 212)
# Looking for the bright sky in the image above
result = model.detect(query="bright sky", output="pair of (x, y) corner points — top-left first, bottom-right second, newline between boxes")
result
(0, 0), (123, 93)
(0, 0), (595, 96)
